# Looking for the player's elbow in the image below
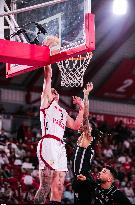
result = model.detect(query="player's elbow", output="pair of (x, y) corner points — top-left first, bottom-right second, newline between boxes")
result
(72, 123), (81, 130)
(67, 116), (82, 130)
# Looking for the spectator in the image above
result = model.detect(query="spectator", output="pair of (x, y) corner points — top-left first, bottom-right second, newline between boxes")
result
(124, 182), (135, 204)
(0, 129), (8, 144)
(118, 153), (131, 164)
(63, 184), (74, 204)
(0, 104), (5, 114)
(16, 122), (27, 143)
(77, 166), (131, 204)
(103, 146), (113, 158)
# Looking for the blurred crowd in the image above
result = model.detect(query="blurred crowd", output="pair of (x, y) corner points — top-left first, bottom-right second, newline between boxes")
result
(0, 115), (135, 204)
(0, 104), (39, 117)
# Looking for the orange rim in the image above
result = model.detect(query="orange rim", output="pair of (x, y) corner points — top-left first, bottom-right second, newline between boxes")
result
(68, 57), (86, 61)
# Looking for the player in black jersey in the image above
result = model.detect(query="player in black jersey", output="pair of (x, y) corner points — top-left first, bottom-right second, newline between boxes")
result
(77, 165), (131, 204)
(72, 82), (103, 204)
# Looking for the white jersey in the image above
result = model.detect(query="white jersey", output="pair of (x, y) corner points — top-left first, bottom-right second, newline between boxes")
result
(40, 99), (67, 140)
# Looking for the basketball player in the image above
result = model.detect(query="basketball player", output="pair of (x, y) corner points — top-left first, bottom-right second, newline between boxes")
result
(72, 82), (103, 204)
(77, 166), (132, 204)
(34, 65), (84, 204)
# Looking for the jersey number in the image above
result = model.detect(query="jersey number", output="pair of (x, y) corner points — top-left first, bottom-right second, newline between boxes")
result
(46, 122), (48, 130)
(61, 113), (63, 121)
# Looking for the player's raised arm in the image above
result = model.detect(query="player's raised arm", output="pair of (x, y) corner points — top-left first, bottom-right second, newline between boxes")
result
(41, 65), (53, 108)
(83, 82), (93, 120)
(66, 96), (84, 130)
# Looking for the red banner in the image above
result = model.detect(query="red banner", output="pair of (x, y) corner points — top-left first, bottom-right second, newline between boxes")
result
(90, 112), (135, 128)
(95, 59), (135, 100)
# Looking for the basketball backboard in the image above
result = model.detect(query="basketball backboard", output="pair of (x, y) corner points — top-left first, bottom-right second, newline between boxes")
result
(0, 0), (95, 77)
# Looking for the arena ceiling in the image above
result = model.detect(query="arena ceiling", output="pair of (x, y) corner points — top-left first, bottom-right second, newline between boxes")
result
(1, 0), (135, 106)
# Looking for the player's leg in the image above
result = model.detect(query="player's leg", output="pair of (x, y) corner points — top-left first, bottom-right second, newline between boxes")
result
(50, 171), (66, 203)
(34, 167), (53, 204)
(49, 140), (67, 203)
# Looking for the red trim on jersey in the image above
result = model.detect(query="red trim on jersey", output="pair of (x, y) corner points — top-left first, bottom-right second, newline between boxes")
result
(54, 105), (62, 113)
(40, 99), (55, 129)
(39, 100), (64, 169)
(40, 99), (54, 110)
(42, 134), (63, 143)
(39, 136), (54, 170)
(39, 134), (63, 170)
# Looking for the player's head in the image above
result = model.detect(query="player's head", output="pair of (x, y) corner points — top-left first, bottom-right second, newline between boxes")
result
(79, 119), (96, 136)
(79, 120), (91, 135)
(99, 166), (118, 183)
(51, 88), (59, 101)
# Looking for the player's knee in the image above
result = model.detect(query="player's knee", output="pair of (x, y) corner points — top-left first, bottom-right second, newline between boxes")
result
(58, 182), (65, 197)
(58, 183), (64, 193)
(53, 183), (63, 197)
(53, 186), (60, 196)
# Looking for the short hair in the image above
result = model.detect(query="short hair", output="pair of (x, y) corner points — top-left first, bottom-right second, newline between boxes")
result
(106, 165), (118, 179)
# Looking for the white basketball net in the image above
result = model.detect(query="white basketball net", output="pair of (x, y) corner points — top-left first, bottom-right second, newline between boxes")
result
(44, 35), (93, 87)
(57, 52), (93, 87)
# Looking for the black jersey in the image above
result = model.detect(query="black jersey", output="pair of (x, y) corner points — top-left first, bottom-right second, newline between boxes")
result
(83, 176), (131, 205)
(91, 183), (132, 205)
(72, 139), (95, 177)
(72, 141), (95, 204)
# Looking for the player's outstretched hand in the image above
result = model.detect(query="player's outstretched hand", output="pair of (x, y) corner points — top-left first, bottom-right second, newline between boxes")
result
(77, 174), (86, 181)
(72, 96), (84, 111)
(83, 82), (93, 96)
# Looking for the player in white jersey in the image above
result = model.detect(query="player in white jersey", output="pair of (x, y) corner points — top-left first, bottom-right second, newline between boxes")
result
(34, 65), (84, 204)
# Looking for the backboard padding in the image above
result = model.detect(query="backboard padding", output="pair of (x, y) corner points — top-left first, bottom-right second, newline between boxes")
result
(1, 0), (95, 77)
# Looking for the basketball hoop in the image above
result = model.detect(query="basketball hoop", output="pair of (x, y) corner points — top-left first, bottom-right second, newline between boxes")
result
(57, 52), (93, 87)
(43, 36), (93, 87)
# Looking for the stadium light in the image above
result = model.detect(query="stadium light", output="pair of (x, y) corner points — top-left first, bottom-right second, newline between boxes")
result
(113, 0), (128, 15)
